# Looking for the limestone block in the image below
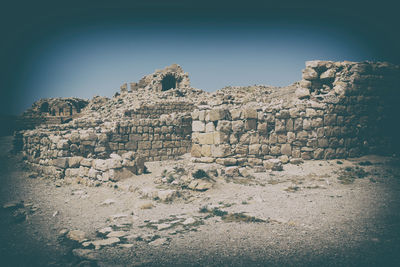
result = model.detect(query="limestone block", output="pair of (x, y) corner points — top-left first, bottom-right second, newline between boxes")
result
(232, 120), (244, 132)
(245, 119), (257, 130)
(138, 141), (151, 150)
(106, 158), (122, 169)
(152, 141), (162, 149)
(216, 120), (232, 132)
(53, 157), (68, 169)
(235, 145), (248, 155)
(225, 166), (239, 177)
(93, 159), (108, 171)
(65, 168), (80, 177)
(109, 167), (135, 181)
(216, 157), (237, 166)
(208, 109), (228, 121)
(191, 144), (202, 158)
(311, 118), (323, 128)
(275, 119), (286, 132)
(279, 155), (289, 164)
(68, 156), (83, 168)
(214, 131), (229, 144)
(257, 122), (267, 134)
(324, 114), (337, 126)
(198, 133), (214, 145)
(249, 144), (261, 155)
(277, 134), (287, 144)
(320, 68), (336, 80)
(302, 68), (319, 80)
(299, 80), (312, 88)
(313, 148), (324, 159)
(205, 122), (215, 132)
(57, 139), (70, 150)
(242, 108), (258, 119)
(230, 109), (242, 120)
(270, 146), (281, 156)
(276, 110), (290, 119)
(303, 119), (311, 130)
(211, 144), (231, 158)
(88, 168), (101, 179)
(281, 144), (292, 156)
(306, 108), (317, 118)
(294, 118), (303, 131)
(80, 158), (92, 167)
(192, 121), (205, 132)
(201, 145), (212, 157)
(263, 159), (283, 171)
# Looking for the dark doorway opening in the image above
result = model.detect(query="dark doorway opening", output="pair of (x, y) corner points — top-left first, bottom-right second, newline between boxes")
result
(161, 74), (176, 91)
(40, 102), (49, 113)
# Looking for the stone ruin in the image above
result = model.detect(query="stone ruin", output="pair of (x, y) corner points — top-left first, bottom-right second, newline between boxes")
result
(16, 60), (400, 184)
(18, 97), (89, 129)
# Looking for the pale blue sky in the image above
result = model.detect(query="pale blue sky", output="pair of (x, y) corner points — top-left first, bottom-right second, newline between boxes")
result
(16, 22), (373, 114)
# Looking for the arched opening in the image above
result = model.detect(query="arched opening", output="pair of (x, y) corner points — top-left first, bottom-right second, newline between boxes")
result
(40, 102), (49, 113)
(161, 74), (177, 91)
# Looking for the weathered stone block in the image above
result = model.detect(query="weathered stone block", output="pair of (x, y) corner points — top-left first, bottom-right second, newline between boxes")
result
(281, 144), (292, 156)
(68, 156), (83, 168)
(214, 131), (229, 144)
(208, 109), (228, 121)
(216, 158), (237, 166)
(53, 157), (68, 169)
(295, 87), (310, 99)
(263, 159), (283, 171)
(302, 68), (319, 80)
(192, 121), (205, 132)
(211, 144), (231, 157)
(230, 109), (241, 120)
(245, 119), (257, 130)
(257, 122), (267, 134)
(198, 133), (214, 145)
(205, 122), (215, 132)
(275, 119), (286, 132)
(93, 159), (108, 171)
(191, 144), (202, 157)
(242, 108), (258, 119)
(232, 120), (244, 132)
(249, 144), (261, 155)
(216, 120), (232, 132)
(201, 145), (212, 157)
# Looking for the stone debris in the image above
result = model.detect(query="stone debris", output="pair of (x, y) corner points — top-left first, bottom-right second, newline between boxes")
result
(188, 179), (213, 191)
(106, 231), (128, 238)
(148, 237), (168, 246)
(82, 237), (120, 250)
(67, 230), (87, 243)
(100, 199), (116, 206)
(182, 217), (196, 225)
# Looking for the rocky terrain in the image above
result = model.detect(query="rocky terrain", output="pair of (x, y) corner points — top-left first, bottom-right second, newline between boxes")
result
(1, 135), (400, 266)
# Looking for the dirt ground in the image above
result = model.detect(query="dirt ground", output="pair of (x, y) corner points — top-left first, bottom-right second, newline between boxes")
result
(1, 135), (400, 266)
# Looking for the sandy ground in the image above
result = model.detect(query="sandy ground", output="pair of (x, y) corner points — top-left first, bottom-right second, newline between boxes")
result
(1, 135), (400, 266)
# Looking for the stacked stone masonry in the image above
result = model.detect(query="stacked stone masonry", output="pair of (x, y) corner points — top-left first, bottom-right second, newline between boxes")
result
(22, 113), (192, 181)
(19, 61), (400, 181)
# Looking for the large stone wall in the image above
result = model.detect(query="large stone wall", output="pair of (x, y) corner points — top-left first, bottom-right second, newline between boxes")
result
(19, 60), (400, 180)
(22, 113), (192, 181)
(191, 61), (400, 167)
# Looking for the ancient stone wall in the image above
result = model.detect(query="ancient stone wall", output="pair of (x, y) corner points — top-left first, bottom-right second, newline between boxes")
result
(191, 61), (400, 167)
(124, 102), (195, 119)
(22, 113), (192, 181)
(18, 98), (89, 130)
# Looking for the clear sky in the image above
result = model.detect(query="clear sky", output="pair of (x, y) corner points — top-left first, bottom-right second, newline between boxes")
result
(1, 2), (399, 115)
